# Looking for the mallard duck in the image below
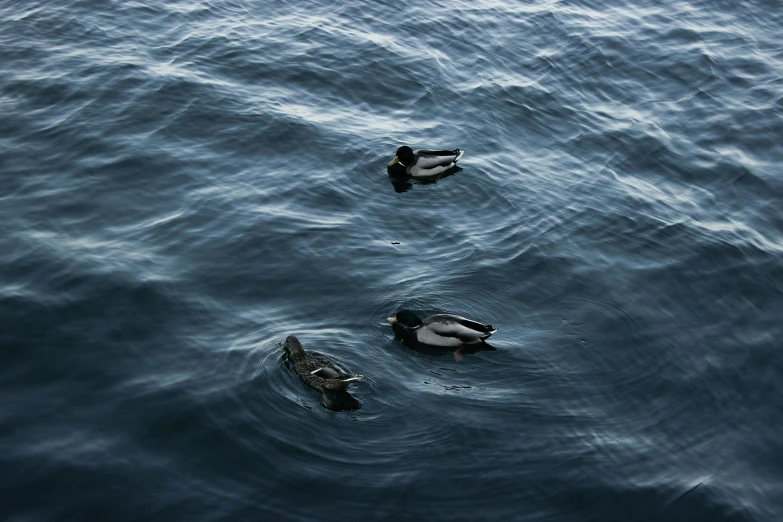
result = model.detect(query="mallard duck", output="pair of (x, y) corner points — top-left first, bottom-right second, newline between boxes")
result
(387, 146), (464, 179)
(281, 336), (362, 409)
(388, 310), (497, 361)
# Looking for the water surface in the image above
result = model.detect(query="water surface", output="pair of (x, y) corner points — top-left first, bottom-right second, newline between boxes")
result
(1, 0), (782, 520)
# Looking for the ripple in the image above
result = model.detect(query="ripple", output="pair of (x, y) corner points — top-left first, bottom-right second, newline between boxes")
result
(2, 0), (782, 520)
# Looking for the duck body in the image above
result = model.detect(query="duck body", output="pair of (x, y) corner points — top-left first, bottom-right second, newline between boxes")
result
(388, 146), (464, 179)
(281, 336), (362, 392)
(388, 310), (497, 348)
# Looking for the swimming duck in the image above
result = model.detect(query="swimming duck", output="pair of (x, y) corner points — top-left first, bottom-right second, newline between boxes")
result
(388, 310), (497, 360)
(281, 336), (362, 409)
(387, 146), (464, 179)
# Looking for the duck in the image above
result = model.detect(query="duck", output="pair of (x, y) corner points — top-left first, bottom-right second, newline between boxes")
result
(387, 146), (464, 179)
(387, 310), (497, 361)
(281, 336), (362, 410)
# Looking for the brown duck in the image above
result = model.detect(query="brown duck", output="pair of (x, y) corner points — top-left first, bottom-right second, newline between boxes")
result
(281, 336), (362, 410)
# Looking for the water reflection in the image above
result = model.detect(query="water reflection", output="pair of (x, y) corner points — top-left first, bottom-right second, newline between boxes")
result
(387, 166), (462, 193)
(390, 178), (413, 193)
(321, 388), (361, 411)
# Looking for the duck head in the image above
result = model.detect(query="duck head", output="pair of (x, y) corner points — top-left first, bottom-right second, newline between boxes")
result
(281, 335), (305, 357)
(388, 146), (414, 178)
(388, 145), (414, 166)
(387, 309), (423, 328)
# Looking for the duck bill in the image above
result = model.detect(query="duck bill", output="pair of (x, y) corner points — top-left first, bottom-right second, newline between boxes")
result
(387, 316), (398, 323)
(388, 156), (399, 167)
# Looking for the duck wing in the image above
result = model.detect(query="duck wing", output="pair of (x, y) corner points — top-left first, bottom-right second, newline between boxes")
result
(414, 149), (463, 167)
(308, 353), (361, 382)
(311, 366), (346, 379)
(424, 314), (496, 341)
(411, 149), (464, 177)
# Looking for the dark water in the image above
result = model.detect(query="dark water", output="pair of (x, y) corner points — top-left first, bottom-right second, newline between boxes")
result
(2, 0), (782, 520)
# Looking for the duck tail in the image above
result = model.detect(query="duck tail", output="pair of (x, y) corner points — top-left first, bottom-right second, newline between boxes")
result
(341, 374), (363, 383)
